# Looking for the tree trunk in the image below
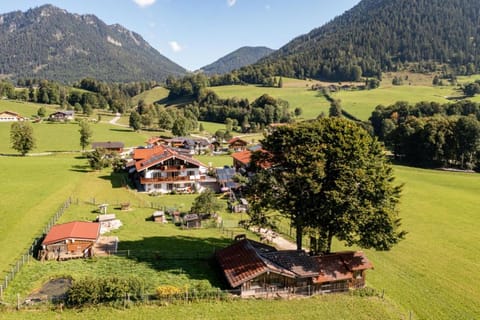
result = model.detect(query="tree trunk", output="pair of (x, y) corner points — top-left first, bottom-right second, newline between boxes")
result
(326, 230), (333, 254)
(295, 224), (303, 251)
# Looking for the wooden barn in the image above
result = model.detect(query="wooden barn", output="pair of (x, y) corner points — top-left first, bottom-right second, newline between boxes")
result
(40, 221), (100, 261)
(216, 238), (373, 297)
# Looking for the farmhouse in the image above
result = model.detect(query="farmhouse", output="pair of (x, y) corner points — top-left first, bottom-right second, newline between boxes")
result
(0, 110), (24, 122)
(147, 136), (211, 155)
(40, 221), (100, 261)
(228, 137), (248, 152)
(48, 110), (74, 122)
(132, 145), (216, 194)
(92, 141), (125, 153)
(216, 238), (373, 297)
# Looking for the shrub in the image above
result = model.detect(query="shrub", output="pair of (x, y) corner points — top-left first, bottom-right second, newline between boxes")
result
(66, 276), (145, 307)
(156, 285), (183, 298)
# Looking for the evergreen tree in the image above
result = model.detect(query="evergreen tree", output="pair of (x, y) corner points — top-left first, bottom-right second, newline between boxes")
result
(129, 111), (141, 131)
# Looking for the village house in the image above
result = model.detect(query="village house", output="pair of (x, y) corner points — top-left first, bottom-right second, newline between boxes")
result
(0, 110), (24, 122)
(40, 221), (100, 261)
(132, 145), (217, 194)
(147, 136), (211, 155)
(92, 141), (125, 153)
(231, 146), (272, 174)
(216, 238), (373, 297)
(48, 110), (75, 122)
(228, 137), (248, 152)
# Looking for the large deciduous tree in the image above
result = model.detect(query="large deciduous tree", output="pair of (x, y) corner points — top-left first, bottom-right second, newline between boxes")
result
(247, 118), (405, 253)
(10, 121), (36, 156)
(79, 120), (93, 151)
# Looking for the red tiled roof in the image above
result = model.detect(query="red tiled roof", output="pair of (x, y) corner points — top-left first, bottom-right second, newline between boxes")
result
(42, 221), (100, 246)
(231, 149), (272, 169)
(134, 145), (207, 171)
(231, 150), (252, 166)
(132, 145), (166, 160)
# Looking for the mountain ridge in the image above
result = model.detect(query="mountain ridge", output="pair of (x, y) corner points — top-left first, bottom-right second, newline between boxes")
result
(199, 46), (274, 75)
(238, 0), (480, 82)
(0, 4), (187, 83)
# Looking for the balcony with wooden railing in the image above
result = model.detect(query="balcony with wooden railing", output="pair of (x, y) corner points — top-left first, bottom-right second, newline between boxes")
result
(140, 175), (206, 184)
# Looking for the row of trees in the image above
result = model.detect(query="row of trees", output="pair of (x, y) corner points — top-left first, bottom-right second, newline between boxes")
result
(370, 101), (480, 169)
(2, 78), (157, 115)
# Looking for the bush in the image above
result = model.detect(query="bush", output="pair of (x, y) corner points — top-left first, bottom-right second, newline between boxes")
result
(66, 276), (145, 307)
(156, 285), (183, 298)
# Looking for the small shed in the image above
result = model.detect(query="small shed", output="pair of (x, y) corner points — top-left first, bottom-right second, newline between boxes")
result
(152, 211), (167, 223)
(183, 213), (202, 228)
(92, 141), (125, 153)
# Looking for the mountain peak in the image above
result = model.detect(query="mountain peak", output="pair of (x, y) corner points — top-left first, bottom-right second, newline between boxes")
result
(0, 5), (186, 82)
(200, 46), (274, 75)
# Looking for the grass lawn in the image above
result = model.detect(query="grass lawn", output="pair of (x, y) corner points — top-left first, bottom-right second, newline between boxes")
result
(0, 295), (405, 320)
(210, 84), (330, 121)
(0, 100), (59, 119)
(132, 86), (169, 106)
(331, 85), (457, 121)
(333, 165), (480, 319)
(0, 155), (85, 285)
(0, 122), (150, 154)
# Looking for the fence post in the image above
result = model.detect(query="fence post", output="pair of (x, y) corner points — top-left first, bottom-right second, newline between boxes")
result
(0, 284), (3, 299)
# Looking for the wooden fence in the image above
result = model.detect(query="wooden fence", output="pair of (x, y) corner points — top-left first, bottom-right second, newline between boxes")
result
(0, 198), (72, 300)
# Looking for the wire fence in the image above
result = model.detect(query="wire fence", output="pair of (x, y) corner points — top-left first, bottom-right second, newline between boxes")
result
(0, 197), (72, 300)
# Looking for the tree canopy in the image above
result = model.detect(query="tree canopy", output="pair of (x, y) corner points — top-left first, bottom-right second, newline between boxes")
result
(247, 118), (405, 253)
(79, 120), (93, 151)
(10, 121), (36, 156)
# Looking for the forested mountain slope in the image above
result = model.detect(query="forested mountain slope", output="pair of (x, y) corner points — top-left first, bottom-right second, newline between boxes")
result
(0, 4), (187, 83)
(199, 46), (274, 75)
(238, 0), (480, 82)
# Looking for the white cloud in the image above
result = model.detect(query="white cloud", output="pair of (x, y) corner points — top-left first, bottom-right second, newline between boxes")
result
(169, 41), (183, 53)
(133, 0), (156, 8)
(227, 0), (236, 7)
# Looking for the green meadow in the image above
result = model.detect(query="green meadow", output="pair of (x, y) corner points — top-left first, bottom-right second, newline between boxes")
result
(210, 83), (330, 120)
(331, 85), (456, 120)
(0, 122), (150, 154)
(1, 79), (480, 319)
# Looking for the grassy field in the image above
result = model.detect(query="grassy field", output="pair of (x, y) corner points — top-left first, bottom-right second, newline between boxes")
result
(0, 155), (85, 284)
(0, 100), (58, 118)
(210, 83), (330, 120)
(0, 295), (405, 320)
(333, 165), (480, 319)
(131, 86), (170, 106)
(0, 121), (151, 154)
(332, 85), (457, 120)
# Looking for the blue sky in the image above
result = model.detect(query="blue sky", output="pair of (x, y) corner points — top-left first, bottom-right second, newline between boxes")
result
(1, 0), (361, 71)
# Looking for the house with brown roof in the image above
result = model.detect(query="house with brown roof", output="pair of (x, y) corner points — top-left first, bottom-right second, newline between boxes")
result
(92, 141), (124, 153)
(48, 110), (75, 122)
(0, 110), (24, 122)
(133, 145), (216, 194)
(40, 221), (100, 261)
(228, 137), (248, 152)
(216, 238), (373, 297)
